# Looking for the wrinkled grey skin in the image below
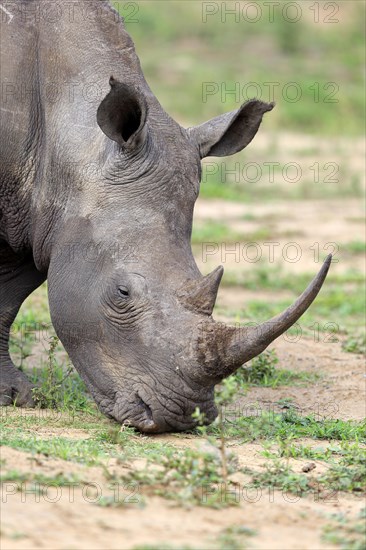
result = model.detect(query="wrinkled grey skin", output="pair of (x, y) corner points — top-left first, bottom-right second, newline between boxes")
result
(0, 1), (330, 433)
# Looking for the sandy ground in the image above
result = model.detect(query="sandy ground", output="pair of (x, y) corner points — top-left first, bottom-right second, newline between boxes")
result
(1, 131), (365, 550)
(1, 464), (363, 550)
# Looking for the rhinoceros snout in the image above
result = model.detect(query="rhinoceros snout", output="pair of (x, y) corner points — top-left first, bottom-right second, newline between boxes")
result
(109, 388), (218, 434)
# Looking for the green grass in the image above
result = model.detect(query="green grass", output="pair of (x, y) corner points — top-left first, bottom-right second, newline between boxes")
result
(2, 393), (365, 514)
(0, 470), (81, 486)
(217, 526), (257, 550)
(192, 219), (272, 244)
(246, 461), (312, 494)
(319, 447), (366, 493)
(233, 350), (321, 388)
(218, 283), (364, 334)
(261, 440), (366, 493)
(131, 546), (194, 550)
(29, 336), (95, 413)
(322, 509), (366, 550)
(0, 407), (107, 431)
(0, 424), (175, 466)
(342, 333), (366, 355)
(242, 441), (365, 496)
(199, 164), (364, 203)
(0, 429), (114, 465)
(118, 444), (239, 508)
(206, 410), (366, 443)
(9, 281), (52, 367)
(342, 241), (366, 255)
(220, 266), (365, 292)
(192, 220), (244, 244)
(12, 282), (50, 324)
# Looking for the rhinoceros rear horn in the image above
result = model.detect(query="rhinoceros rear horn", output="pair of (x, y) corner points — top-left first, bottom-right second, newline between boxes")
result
(97, 76), (148, 149)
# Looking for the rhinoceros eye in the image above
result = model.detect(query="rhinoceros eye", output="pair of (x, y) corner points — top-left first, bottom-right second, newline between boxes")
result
(118, 286), (130, 298)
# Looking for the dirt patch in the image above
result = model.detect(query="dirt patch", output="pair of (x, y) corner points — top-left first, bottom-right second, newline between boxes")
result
(27, 426), (92, 439)
(1, 445), (364, 550)
(233, 338), (366, 422)
(0, 447), (105, 485)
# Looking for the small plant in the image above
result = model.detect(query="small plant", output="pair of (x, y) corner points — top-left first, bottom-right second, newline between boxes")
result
(231, 349), (321, 388)
(31, 336), (94, 412)
(96, 425), (139, 445)
(319, 443), (366, 493)
(261, 439), (333, 461)
(342, 333), (366, 355)
(192, 376), (241, 485)
(237, 350), (278, 384)
(247, 460), (311, 495)
(218, 525), (257, 550)
(31, 336), (65, 408)
(191, 407), (207, 434)
(120, 444), (239, 508)
(95, 494), (144, 509)
(214, 376), (242, 482)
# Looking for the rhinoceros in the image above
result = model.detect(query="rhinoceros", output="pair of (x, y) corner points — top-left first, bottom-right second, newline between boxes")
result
(0, 0), (331, 432)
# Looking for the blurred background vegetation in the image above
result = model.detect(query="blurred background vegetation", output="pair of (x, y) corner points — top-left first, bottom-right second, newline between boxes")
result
(120, 0), (365, 135)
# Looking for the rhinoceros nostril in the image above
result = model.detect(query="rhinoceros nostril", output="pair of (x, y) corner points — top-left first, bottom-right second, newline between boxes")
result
(133, 394), (160, 433)
(137, 394), (153, 421)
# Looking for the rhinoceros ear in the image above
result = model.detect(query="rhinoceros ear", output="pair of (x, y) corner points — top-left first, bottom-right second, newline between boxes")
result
(97, 76), (148, 150)
(187, 99), (274, 158)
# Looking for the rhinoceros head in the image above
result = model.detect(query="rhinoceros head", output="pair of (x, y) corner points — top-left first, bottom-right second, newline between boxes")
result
(47, 78), (330, 432)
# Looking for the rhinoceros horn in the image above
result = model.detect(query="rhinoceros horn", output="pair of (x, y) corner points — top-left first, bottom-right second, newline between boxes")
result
(177, 266), (224, 316)
(194, 254), (332, 380)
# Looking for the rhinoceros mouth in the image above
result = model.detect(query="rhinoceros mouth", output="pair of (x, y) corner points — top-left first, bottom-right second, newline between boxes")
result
(108, 388), (217, 434)
(109, 391), (161, 433)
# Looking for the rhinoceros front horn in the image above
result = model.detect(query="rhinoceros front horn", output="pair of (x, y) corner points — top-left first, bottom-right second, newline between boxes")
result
(196, 255), (332, 381)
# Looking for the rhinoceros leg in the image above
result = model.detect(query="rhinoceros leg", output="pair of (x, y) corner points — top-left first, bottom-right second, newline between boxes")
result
(0, 242), (46, 406)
